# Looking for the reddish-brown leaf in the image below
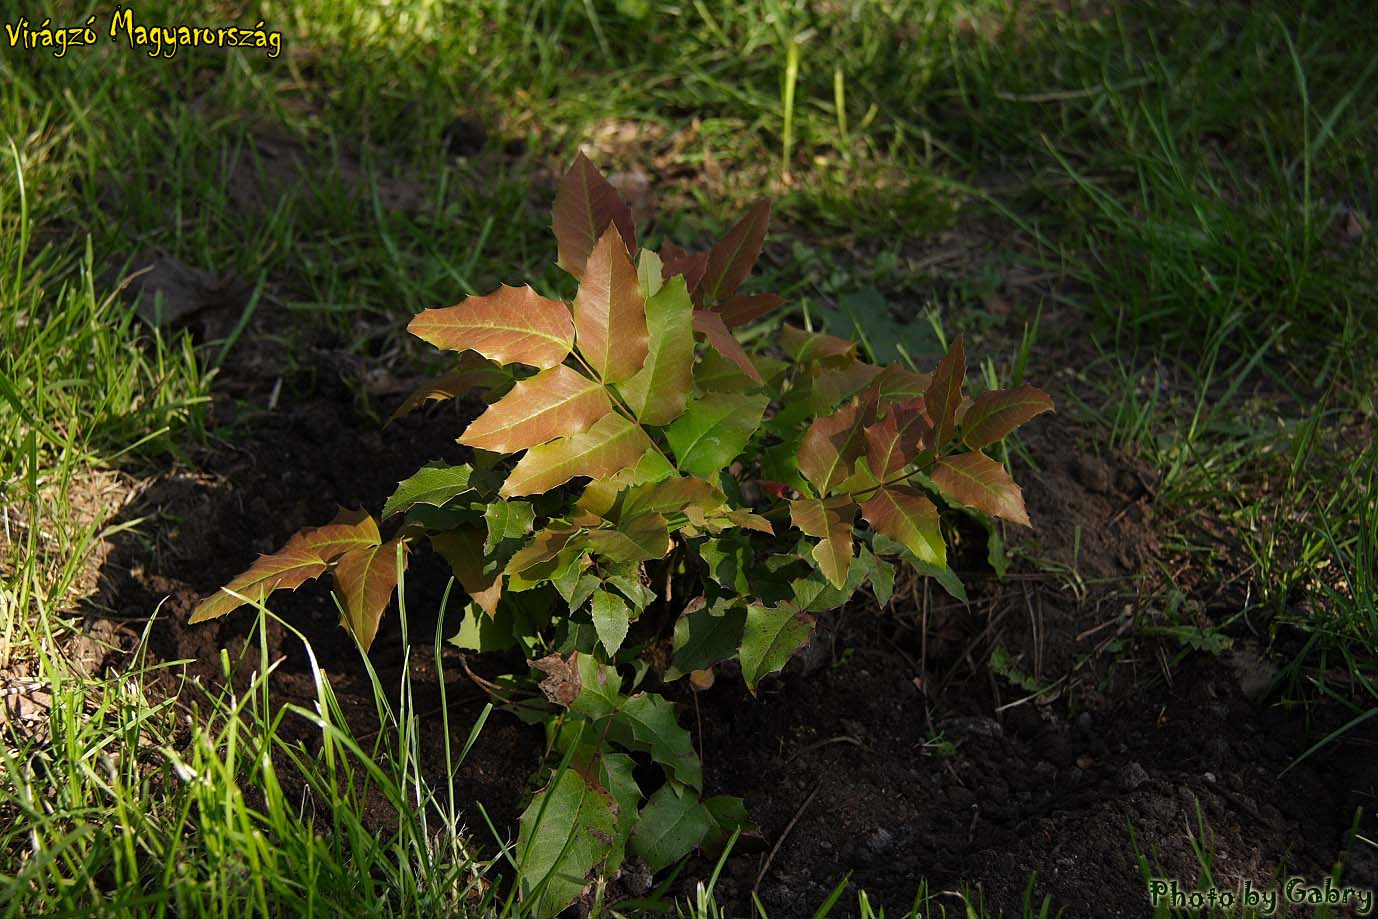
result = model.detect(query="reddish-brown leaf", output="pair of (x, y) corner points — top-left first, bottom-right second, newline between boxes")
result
(333, 539), (407, 650)
(698, 200), (771, 304)
(553, 152), (636, 279)
(573, 226), (649, 383)
(189, 510), (380, 623)
(501, 412), (657, 497)
(930, 452), (1031, 526)
(692, 310), (762, 384)
(717, 293), (785, 328)
(871, 362), (932, 409)
(789, 496), (856, 588)
(960, 384), (1055, 450)
(924, 337), (966, 450)
(863, 397), (932, 478)
(859, 486), (944, 566)
(431, 528), (502, 614)
(504, 526), (585, 576)
(661, 242), (709, 299)
(459, 365), (610, 453)
(408, 284), (574, 369)
(797, 402), (867, 495)
(386, 354), (509, 424)
(781, 324), (857, 364)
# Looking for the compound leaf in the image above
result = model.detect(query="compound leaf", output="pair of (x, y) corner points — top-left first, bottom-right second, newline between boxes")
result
(553, 152), (636, 280)
(573, 225), (648, 383)
(930, 452), (1031, 526)
(460, 365), (610, 453)
(502, 413), (656, 497)
(863, 397), (931, 478)
(407, 284), (574, 369)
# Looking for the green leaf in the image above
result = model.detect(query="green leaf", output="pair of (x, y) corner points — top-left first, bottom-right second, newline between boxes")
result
(586, 513), (671, 563)
(692, 310), (763, 383)
(448, 601), (519, 652)
(871, 533), (968, 601)
(605, 569), (655, 613)
(637, 249), (665, 299)
(591, 589), (633, 656)
(667, 602), (746, 680)
(483, 500), (535, 554)
(608, 694), (702, 790)
(383, 463), (476, 519)
(740, 603), (816, 691)
(408, 283), (575, 369)
(665, 392), (768, 478)
(621, 276), (695, 425)
(702, 795), (751, 853)
(630, 785), (713, 871)
(621, 475), (726, 520)
(570, 652), (624, 720)
(516, 769), (619, 919)
(781, 323), (857, 364)
(865, 545), (895, 606)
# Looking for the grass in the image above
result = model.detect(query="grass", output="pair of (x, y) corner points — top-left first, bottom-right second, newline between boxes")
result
(3, 0), (1377, 915)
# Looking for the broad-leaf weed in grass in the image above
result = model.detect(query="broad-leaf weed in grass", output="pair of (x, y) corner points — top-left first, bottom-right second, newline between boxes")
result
(190, 155), (1052, 916)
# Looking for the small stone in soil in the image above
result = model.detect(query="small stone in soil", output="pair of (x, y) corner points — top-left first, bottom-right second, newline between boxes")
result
(1117, 762), (1151, 791)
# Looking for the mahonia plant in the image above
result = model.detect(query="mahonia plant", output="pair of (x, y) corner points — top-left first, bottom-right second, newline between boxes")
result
(190, 153), (1053, 917)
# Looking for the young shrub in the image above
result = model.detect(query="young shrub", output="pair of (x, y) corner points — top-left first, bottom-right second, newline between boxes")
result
(190, 153), (1052, 917)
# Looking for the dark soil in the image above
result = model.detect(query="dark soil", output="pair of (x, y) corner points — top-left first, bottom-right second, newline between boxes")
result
(85, 345), (1378, 918)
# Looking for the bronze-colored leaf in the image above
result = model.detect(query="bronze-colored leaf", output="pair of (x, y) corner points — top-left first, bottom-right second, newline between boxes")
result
(621, 475), (726, 520)
(960, 384), (1055, 450)
(188, 510), (381, 623)
(930, 452), (1031, 526)
(333, 539), (407, 650)
(859, 486), (944, 566)
(781, 324), (857, 364)
(553, 153), (636, 280)
(386, 354), (509, 424)
(692, 310), (762, 384)
(661, 242), (709, 299)
(717, 293), (785, 328)
(924, 337), (966, 450)
(699, 200), (771, 305)
(797, 402), (867, 495)
(587, 513), (671, 562)
(501, 412), (657, 497)
(573, 226), (649, 383)
(863, 397), (932, 478)
(504, 525), (585, 576)
(870, 362), (932, 409)
(408, 284), (574, 369)
(459, 365), (610, 453)
(789, 496), (856, 588)
(431, 527), (502, 615)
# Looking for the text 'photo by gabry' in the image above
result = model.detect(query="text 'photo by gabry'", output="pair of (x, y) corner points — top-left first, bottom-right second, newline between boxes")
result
(4, 7), (283, 59)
